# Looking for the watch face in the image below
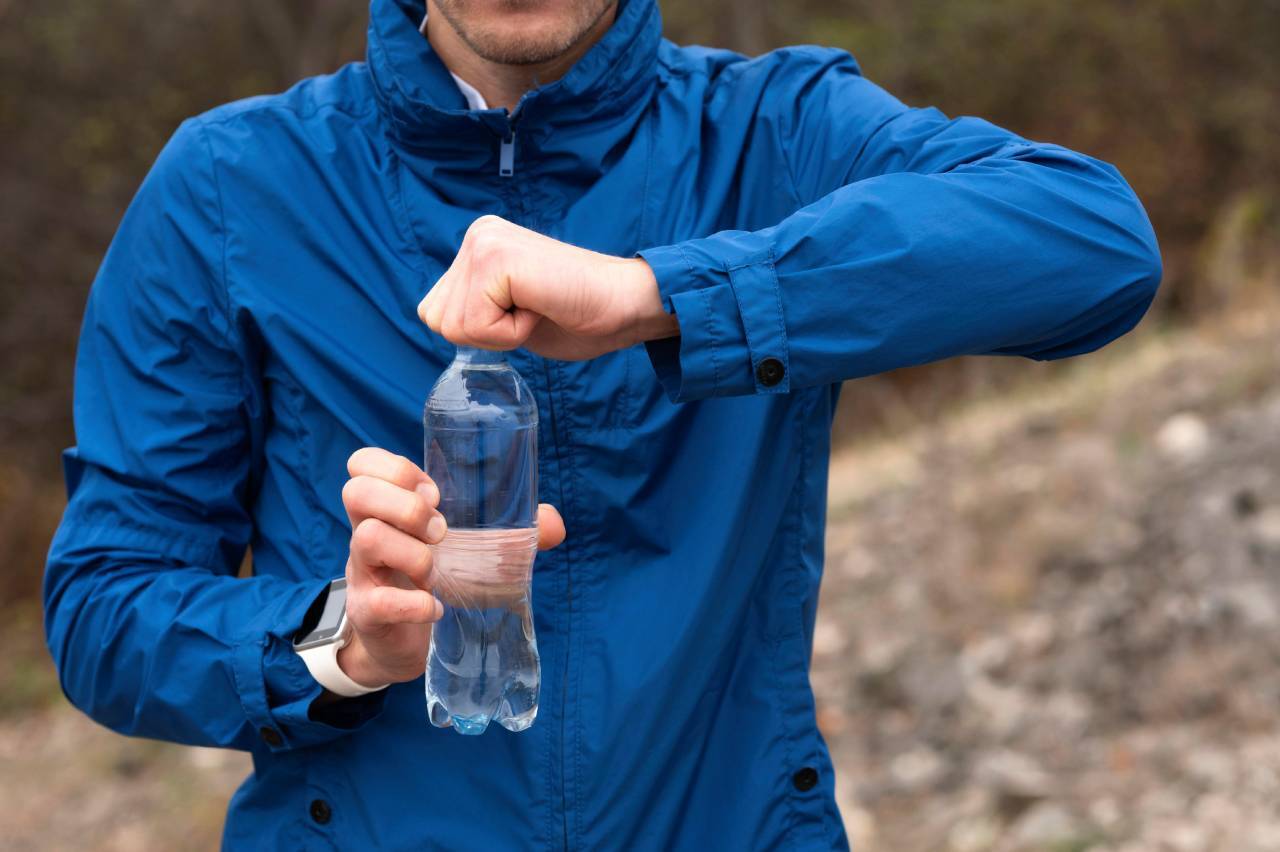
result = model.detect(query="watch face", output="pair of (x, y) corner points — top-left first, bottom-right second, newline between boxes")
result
(294, 579), (347, 650)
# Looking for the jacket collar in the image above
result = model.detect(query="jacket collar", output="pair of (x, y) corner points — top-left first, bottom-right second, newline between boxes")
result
(366, 0), (662, 158)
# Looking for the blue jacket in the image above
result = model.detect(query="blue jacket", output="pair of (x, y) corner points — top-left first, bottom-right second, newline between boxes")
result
(44, 0), (1161, 848)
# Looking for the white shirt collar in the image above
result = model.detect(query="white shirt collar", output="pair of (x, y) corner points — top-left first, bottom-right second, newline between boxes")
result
(420, 12), (490, 111)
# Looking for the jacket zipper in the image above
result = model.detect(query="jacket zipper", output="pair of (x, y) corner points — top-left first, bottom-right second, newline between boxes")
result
(499, 108), (519, 177)
(492, 113), (572, 848)
(499, 131), (515, 177)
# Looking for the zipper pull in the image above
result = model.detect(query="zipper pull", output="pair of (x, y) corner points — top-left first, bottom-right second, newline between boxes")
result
(499, 132), (515, 177)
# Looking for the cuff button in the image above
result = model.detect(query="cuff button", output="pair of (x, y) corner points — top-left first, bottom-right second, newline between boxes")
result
(259, 727), (283, 747)
(756, 357), (785, 387)
(792, 766), (819, 792)
(310, 798), (332, 825)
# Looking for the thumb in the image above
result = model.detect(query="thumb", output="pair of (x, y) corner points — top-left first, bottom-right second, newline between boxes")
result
(536, 503), (566, 551)
(505, 306), (542, 348)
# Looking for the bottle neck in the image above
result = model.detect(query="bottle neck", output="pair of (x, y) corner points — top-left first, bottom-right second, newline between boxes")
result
(455, 346), (507, 367)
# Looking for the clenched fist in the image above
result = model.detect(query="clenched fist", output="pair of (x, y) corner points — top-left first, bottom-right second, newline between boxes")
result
(334, 447), (565, 690)
(417, 215), (679, 360)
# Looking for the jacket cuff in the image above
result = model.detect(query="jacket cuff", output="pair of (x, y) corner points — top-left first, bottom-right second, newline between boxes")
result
(637, 237), (791, 401)
(233, 577), (387, 752)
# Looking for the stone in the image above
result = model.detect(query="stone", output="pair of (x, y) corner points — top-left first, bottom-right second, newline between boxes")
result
(1250, 506), (1280, 549)
(948, 814), (1001, 852)
(1151, 819), (1209, 852)
(890, 745), (946, 790)
(1008, 802), (1086, 849)
(974, 750), (1053, 800)
(1155, 412), (1210, 462)
(1183, 747), (1237, 791)
(812, 618), (848, 656)
(1010, 613), (1056, 657)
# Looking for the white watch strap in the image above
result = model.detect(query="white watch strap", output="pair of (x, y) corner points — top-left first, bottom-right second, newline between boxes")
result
(297, 617), (390, 698)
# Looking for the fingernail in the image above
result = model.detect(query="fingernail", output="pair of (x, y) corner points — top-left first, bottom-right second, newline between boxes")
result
(416, 481), (440, 506)
(426, 514), (447, 543)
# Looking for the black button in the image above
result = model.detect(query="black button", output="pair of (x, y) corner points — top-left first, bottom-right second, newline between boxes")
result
(756, 357), (785, 387)
(310, 798), (332, 825)
(792, 767), (819, 792)
(259, 727), (283, 747)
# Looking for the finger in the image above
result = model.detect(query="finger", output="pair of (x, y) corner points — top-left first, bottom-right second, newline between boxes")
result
(344, 552), (423, 593)
(418, 291), (434, 328)
(481, 301), (541, 350)
(342, 475), (445, 543)
(349, 517), (437, 590)
(439, 265), (473, 346)
(348, 584), (442, 629)
(433, 248), (474, 344)
(462, 278), (540, 350)
(417, 281), (432, 325)
(420, 268), (453, 333)
(422, 252), (465, 332)
(347, 448), (430, 491)
(510, 307), (542, 343)
(536, 503), (566, 551)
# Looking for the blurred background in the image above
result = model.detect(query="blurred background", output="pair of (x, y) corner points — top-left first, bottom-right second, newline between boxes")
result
(2, 0), (1278, 849)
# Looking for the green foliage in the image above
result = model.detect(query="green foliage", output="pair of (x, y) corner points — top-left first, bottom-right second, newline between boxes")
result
(1, 0), (1275, 603)
(0, 604), (62, 717)
(671, 0), (1280, 301)
(0, 1), (366, 474)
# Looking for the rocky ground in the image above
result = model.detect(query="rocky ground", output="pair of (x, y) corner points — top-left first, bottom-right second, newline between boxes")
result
(2, 313), (1277, 850)
(817, 312), (1280, 851)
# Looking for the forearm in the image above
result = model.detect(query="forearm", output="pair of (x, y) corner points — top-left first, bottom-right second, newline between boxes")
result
(44, 519), (383, 751)
(638, 139), (1161, 401)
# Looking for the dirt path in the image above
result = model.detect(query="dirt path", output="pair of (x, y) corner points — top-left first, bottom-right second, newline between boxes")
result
(816, 315), (1280, 850)
(3, 317), (1277, 851)
(0, 703), (248, 850)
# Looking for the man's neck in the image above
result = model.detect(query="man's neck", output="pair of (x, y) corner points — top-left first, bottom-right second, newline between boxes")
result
(423, 2), (616, 113)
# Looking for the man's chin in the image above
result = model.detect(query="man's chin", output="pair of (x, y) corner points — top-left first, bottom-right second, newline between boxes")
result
(464, 25), (583, 66)
(434, 0), (616, 68)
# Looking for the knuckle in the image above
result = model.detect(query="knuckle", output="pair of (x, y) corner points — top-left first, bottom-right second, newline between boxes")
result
(367, 591), (397, 625)
(441, 316), (465, 343)
(393, 456), (418, 486)
(471, 229), (495, 254)
(340, 475), (366, 509)
(351, 517), (385, 554)
(423, 294), (444, 328)
(411, 542), (433, 582)
(404, 494), (431, 531)
(469, 214), (502, 236)
(469, 226), (505, 263)
(345, 590), (372, 627)
(366, 589), (394, 622)
(347, 446), (375, 476)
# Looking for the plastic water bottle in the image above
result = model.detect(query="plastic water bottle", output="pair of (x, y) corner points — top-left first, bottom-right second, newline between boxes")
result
(423, 346), (540, 735)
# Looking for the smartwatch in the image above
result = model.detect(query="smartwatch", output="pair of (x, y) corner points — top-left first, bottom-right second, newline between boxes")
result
(292, 578), (389, 698)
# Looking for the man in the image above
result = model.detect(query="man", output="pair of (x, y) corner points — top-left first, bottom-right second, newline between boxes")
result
(43, 0), (1161, 848)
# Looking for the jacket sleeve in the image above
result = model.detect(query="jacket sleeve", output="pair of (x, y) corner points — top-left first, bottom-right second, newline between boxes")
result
(43, 119), (385, 752)
(638, 50), (1163, 401)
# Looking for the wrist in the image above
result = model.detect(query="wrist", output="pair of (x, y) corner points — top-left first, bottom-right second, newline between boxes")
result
(336, 633), (394, 689)
(620, 258), (679, 344)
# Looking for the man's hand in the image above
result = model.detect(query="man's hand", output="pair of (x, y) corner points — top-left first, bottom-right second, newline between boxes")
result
(334, 447), (566, 689)
(417, 215), (679, 360)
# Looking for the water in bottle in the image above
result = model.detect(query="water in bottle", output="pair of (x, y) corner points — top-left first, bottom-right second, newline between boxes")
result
(423, 345), (540, 735)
